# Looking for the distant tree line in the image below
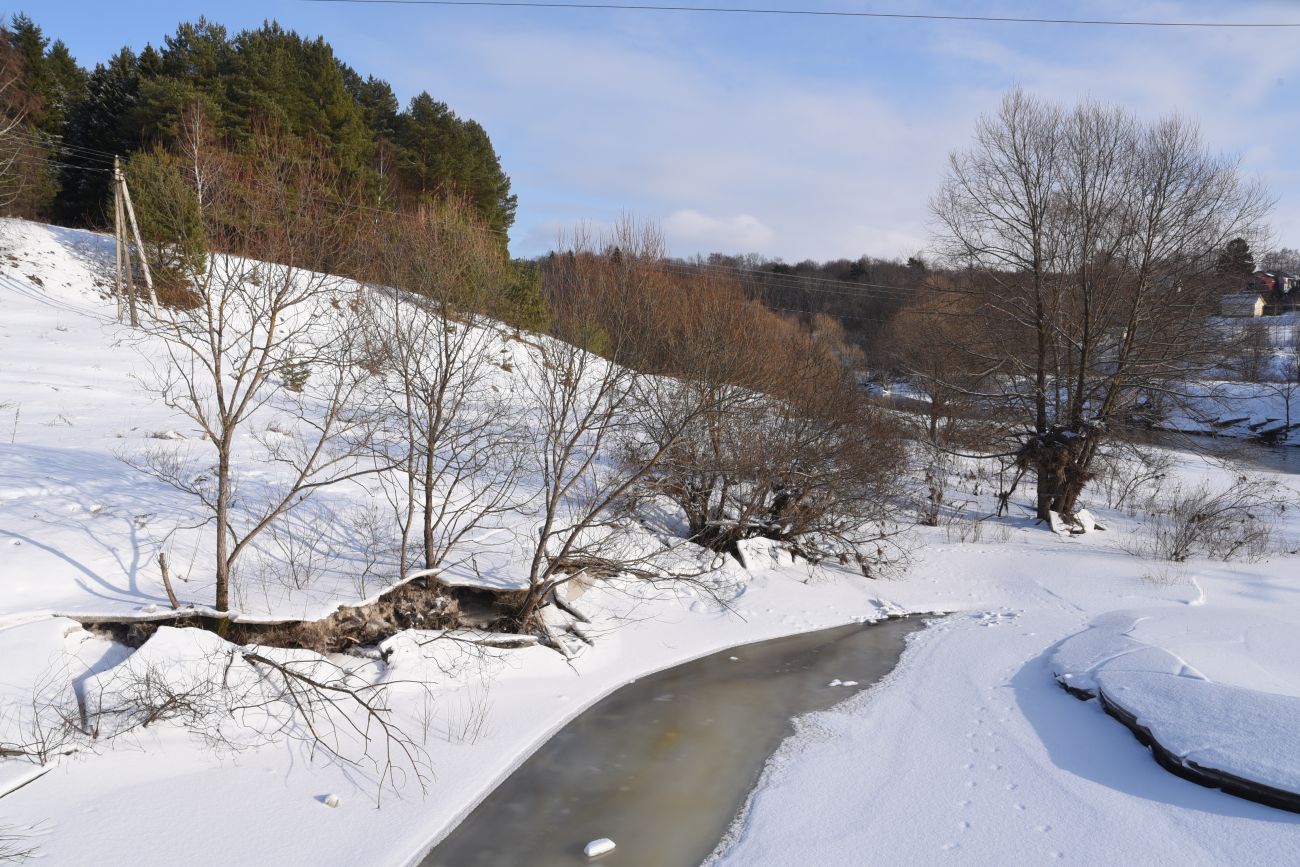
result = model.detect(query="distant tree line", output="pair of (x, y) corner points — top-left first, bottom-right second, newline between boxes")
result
(658, 252), (932, 355)
(0, 14), (516, 239)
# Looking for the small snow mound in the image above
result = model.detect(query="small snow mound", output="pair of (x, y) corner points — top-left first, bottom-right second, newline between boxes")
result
(323, 794), (341, 808)
(584, 838), (616, 858)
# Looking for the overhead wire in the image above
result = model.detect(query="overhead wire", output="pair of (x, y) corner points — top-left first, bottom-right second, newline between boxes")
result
(8, 129), (120, 166)
(295, 0), (1300, 29)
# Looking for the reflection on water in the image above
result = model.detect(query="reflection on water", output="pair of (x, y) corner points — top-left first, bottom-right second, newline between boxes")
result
(422, 617), (925, 867)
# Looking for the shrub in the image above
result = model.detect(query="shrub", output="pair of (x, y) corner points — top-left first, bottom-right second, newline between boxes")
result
(1126, 474), (1293, 563)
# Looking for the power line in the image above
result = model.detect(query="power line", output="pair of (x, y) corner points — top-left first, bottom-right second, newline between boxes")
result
(296, 0), (1300, 29)
(8, 129), (119, 165)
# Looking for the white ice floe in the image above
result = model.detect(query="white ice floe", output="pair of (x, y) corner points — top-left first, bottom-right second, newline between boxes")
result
(1051, 610), (1300, 807)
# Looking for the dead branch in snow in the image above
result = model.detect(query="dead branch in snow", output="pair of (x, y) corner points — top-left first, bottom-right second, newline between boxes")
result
(2, 639), (433, 805)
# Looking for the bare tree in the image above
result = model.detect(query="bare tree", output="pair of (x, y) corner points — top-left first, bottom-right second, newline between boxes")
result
(513, 223), (725, 632)
(628, 272), (907, 570)
(130, 131), (380, 622)
(932, 90), (1270, 520)
(1259, 247), (1300, 275)
(1260, 324), (1300, 439)
(175, 100), (222, 214)
(355, 199), (524, 582)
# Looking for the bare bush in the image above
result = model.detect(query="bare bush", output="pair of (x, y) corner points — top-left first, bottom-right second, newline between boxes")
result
(1125, 474), (1293, 562)
(555, 223), (909, 576)
(1091, 444), (1174, 512)
(513, 223), (730, 634)
(0, 825), (37, 864)
(3, 635), (432, 805)
(0, 666), (87, 765)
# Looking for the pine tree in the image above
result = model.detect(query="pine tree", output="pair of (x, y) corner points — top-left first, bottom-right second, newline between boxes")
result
(500, 260), (550, 333)
(1216, 237), (1255, 278)
(39, 16), (518, 236)
(57, 48), (141, 225)
(122, 147), (206, 298)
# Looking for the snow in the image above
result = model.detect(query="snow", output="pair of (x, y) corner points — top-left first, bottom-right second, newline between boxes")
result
(711, 456), (1300, 865)
(1049, 609), (1300, 800)
(2, 219), (1300, 866)
(584, 837), (616, 857)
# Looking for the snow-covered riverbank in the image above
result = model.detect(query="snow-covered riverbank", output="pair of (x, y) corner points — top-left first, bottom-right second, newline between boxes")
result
(712, 453), (1300, 866)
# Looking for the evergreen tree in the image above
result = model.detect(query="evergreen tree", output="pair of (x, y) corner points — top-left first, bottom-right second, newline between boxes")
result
(1216, 237), (1255, 278)
(33, 15), (517, 236)
(40, 40), (86, 135)
(395, 92), (516, 237)
(57, 48), (141, 225)
(132, 19), (232, 144)
(122, 147), (206, 295)
(230, 24), (371, 170)
(500, 259), (550, 333)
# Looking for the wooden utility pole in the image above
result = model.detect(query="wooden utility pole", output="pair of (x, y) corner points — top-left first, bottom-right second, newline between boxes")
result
(113, 157), (160, 322)
(113, 156), (124, 323)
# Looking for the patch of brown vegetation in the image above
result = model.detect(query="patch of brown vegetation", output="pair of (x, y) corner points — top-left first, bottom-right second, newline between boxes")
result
(152, 277), (202, 311)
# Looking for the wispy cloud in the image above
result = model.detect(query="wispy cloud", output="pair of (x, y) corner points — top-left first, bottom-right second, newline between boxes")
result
(348, 0), (1300, 260)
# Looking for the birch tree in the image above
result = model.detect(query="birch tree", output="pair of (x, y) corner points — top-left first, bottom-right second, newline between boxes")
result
(356, 200), (523, 581)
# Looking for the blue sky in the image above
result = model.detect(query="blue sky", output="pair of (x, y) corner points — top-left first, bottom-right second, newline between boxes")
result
(22, 1), (1300, 261)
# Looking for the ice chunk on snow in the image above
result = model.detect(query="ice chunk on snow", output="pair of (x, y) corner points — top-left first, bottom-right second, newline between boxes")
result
(584, 838), (616, 857)
(323, 794), (341, 808)
(1054, 611), (1300, 810)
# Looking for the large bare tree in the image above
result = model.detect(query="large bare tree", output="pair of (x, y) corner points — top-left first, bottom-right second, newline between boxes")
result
(931, 90), (1270, 519)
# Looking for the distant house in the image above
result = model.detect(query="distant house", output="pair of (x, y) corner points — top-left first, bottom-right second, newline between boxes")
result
(1220, 292), (1266, 317)
(1248, 270), (1300, 315)
(1248, 270), (1279, 293)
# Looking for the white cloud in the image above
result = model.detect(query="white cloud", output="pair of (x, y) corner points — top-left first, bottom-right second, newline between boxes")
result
(662, 210), (774, 252)
(360, 0), (1300, 262)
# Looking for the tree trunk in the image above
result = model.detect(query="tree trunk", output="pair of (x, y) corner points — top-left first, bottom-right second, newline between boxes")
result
(214, 446), (231, 612)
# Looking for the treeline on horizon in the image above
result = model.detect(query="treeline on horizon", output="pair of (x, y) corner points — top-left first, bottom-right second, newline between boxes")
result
(1, 14), (516, 236)
(1, 11), (943, 359)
